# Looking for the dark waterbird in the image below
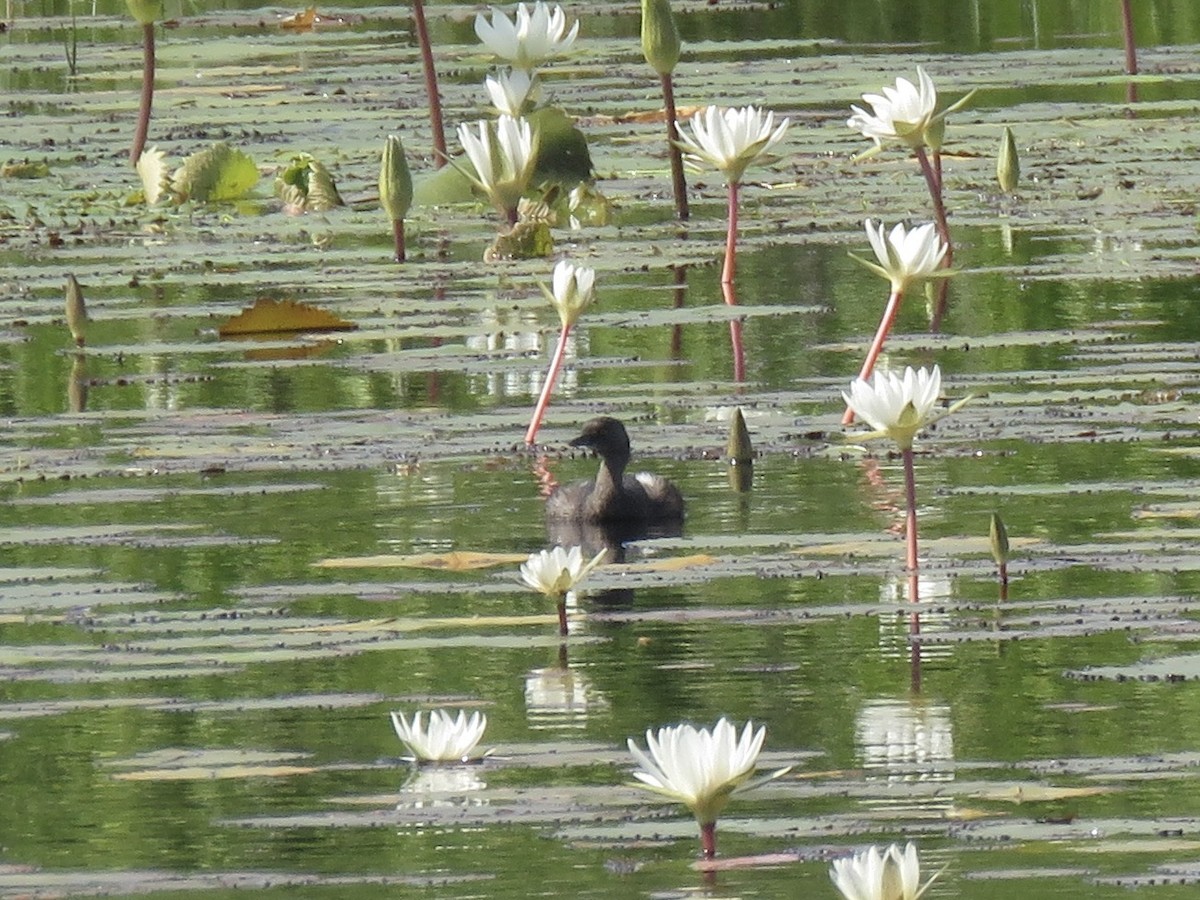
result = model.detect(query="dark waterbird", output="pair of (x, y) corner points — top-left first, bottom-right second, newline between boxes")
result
(546, 417), (684, 525)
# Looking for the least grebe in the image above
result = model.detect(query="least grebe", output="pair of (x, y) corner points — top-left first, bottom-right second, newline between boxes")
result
(546, 417), (684, 524)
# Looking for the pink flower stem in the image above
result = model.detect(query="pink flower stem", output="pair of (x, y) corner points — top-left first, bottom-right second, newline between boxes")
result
(1120, 0), (1138, 75)
(129, 23), (155, 167)
(391, 218), (406, 262)
(721, 180), (739, 285)
(841, 288), (903, 426)
(524, 323), (571, 446)
(556, 596), (568, 637)
(660, 73), (689, 221)
(915, 146), (954, 333)
(699, 820), (717, 859)
(411, 0), (447, 167)
(902, 446), (919, 582)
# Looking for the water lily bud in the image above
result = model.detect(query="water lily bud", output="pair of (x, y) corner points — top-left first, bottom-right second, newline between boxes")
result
(379, 135), (413, 222)
(65, 274), (86, 347)
(125, 0), (162, 25)
(640, 0), (681, 76)
(996, 126), (1019, 192)
(989, 512), (1009, 566)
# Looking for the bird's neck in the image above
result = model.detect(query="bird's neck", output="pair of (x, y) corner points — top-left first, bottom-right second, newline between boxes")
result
(595, 451), (630, 496)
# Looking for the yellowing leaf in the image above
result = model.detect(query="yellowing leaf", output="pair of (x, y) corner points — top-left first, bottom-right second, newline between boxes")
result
(279, 6), (317, 29)
(112, 764), (316, 781)
(172, 141), (259, 203)
(619, 554), (718, 572)
(313, 551), (529, 570)
(218, 298), (356, 337)
(972, 784), (1112, 803)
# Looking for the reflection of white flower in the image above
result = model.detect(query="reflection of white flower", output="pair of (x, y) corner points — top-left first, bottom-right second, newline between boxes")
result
(484, 68), (540, 116)
(626, 718), (784, 825)
(842, 365), (943, 451)
(397, 764), (488, 810)
(390, 709), (488, 762)
(830, 842), (939, 900)
(847, 67), (938, 150)
(674, 105), (789, 185)
(855, 698), (955, 784)
(524, 666), (602, 730)
(475, 1), (579, 71)
(519, 545), (604, 597)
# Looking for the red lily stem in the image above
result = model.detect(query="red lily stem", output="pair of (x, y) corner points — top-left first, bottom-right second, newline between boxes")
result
(1119, 0), (1138, 75)
(505, 205), (520, 227)
(842, 287), (904, 426)
(556, 596), (568, 637)
(660, 73), (689, 221)
(902, 446), (919, 581)
(699, 820), (717, 859)
(999, 560), (1009, 602)
(129, 22), (155, 167)
(909, 601), (922, 693)
(721, 180), (739, 285)
(915, 146), (953, 332)
(411, 0), (447, 167)
(392, 218), (406, 263)
(524, 323), (571, 445)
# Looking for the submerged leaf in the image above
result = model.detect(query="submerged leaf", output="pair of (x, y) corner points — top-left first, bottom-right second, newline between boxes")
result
(218, 298), (356, 337)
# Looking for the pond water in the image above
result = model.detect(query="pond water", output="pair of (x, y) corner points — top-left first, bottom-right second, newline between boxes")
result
(4, 0), (1200, 896)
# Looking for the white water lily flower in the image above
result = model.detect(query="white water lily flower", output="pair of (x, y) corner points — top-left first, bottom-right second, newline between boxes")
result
(627, 718), (787, 826)
(519, 545), (605, 596)
(541, 259), (596, 328)
(674, 104), (790, 185)
(848, 67), (938, 150)
(856, 220), (949, 294)
(456, 115), (537, 219)
(842, 365), (943, 451)
(830, 842), (939, 900)
(390, 709), (488, 763)
(475, 1), (579, 71)
(484, 68), (540, 117)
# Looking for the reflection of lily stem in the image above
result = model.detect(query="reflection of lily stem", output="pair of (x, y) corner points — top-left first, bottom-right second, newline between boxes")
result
(721, 180), (739, 285)
(129, 23), (155, 166)
(391, 218), (406, 262)
(841, 287), (903, 425)
(411, 0), (447, 167)
(660, 73), (689, 221)
(902, 446), (919, 587)
(1119, 0), (1137, 75)
(524, 322), (571, 445)
(700, 820), (716, 859)
(556, 595), (568, 637)
(728, 317), (745, 383)
(915, 147), (953, 332)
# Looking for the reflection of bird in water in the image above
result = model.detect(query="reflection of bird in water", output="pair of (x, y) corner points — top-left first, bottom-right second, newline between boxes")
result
(545, 417), (684, 602)
(546, 417), (684, 525)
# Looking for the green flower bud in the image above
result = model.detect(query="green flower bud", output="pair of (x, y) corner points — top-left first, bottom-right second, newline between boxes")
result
(996, 126), (1019, 193)
(379, 135), (413, 222)
(641, 0), (681, 76)
(125, 0), (162, 25)
(989, 512), (1009, 566)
